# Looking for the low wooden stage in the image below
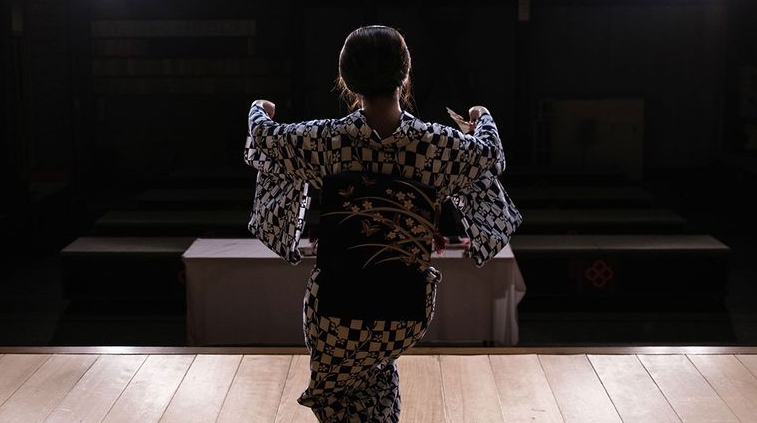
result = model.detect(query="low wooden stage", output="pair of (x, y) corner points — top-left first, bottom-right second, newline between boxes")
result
(1, 346), (756, 423)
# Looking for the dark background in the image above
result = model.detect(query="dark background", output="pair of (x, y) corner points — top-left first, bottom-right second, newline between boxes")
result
(1, 0), (756, 346)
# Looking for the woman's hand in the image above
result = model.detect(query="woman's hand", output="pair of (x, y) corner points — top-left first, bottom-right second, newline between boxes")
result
(446, 106), (472, 133)
(252, 99), (276, 119)
(446, 105), (491, 133)
(468, 106), (490, 123)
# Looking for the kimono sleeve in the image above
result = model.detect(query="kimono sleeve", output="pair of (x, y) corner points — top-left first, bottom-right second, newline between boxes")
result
(449, 169), (523, 267)
(248, 168), (310, 265)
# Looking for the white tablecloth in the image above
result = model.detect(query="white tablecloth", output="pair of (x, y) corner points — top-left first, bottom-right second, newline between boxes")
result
(183, 238), (525, 346)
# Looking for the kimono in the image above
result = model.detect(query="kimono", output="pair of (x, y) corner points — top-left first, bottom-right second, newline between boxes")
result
(245, 103), (521, 422)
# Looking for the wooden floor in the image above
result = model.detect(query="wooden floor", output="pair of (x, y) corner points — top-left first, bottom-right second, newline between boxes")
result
(1, 346), (757, 423)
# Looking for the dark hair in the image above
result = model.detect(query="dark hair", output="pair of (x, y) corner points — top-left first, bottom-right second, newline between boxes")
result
(337, 25), (413, 110)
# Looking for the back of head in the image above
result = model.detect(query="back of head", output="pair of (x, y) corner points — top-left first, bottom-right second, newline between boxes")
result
(337, 25), (412, 108)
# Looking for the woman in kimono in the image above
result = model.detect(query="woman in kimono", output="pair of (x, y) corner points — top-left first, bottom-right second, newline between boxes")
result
(245, 25), (521, 423)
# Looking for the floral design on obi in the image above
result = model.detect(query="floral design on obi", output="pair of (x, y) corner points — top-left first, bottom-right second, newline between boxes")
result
(320, 173), (438, 272)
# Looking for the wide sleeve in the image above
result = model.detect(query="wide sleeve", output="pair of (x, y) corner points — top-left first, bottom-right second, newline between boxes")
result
(449, 170), (523, 267)
(244, 104), (314, 264)
(446, 113), (523, 267)
(246, 103), (333, 182)
(429, 113), (505, 193)
(247, 166), (310, 264)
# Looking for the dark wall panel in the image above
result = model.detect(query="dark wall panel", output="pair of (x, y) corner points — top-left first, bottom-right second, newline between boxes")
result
(526, 4), (727, 169)
(6, 0), (752, 193)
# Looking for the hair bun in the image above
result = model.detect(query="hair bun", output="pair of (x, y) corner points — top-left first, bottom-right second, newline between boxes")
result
(338, 26), (411, 98)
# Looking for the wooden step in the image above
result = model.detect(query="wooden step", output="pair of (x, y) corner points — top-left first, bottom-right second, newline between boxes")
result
(510, 234), (730, 312)
(91, 209), (250, 237)
(0, 214), (10, 259)
(507, 185), (656, 208)
(165, 164), (256, 188)
(505, 164), (629, 186)
(135, 188), (253, 210)
(59, 237), (196, 313)
(516, 208), (688, 234)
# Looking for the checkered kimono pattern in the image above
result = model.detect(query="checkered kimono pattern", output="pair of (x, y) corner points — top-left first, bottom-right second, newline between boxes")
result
(245, 104), (522, 266)
(297, 267), (439, 423)
(244, 103), (522, 422)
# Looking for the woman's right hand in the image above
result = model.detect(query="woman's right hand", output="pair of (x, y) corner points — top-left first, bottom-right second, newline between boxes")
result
(252, 99), (276, 119)
(468, 106), (490, 122)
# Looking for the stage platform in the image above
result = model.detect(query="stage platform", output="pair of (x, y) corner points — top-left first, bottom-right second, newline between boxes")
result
(1, 346), (756, 423)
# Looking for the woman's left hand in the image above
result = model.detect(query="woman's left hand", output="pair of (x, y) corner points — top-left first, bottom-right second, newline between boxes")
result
(252, 99), (276, 119)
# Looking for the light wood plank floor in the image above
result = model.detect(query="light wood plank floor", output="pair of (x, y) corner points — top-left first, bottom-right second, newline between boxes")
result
(1, 347), (757, 423)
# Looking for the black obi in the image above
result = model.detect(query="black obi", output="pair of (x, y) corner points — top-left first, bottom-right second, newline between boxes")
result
(314, 171), (439, 321)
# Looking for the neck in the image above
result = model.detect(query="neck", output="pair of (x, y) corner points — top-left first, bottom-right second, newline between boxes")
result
(360, 93), (402, 139)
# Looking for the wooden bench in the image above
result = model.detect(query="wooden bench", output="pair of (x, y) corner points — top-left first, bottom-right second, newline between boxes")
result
(166, 164), (256, 187)
(505, 164), (629, 186)
(135, 184), (656, 210)
(509, 234), (731, 312)
(0, 213), (10, 258)
(91, 209), (251, 237)
(507, 185), (656, 208)
(719, 152), (757, 180)
(136, 188), (253, 210)
(516, 208), (688, 234)
(59, 237), (196, 313)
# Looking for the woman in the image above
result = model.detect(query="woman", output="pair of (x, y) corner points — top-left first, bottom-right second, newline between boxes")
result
(245, 25), (521, 423)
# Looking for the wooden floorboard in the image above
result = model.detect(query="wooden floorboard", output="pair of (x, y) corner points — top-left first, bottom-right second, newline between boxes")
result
(275, 354), (316, 423)
(639, 354), (740, 422)
(1, 348), (756, 423)
(588, 354), (681, 423)
(0, 354), (97, 423)
(489, 354), (564, 422)
(539, 354), (623, 423)
(100, 354), (194, 423)
(216, 355), (292, 423)
(687, 354), (757, 423)
(440, 355), (504, 422)
(44, 355), (146, 423)
(0, 354), (50, 405)
(398, 355), (445, 423)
